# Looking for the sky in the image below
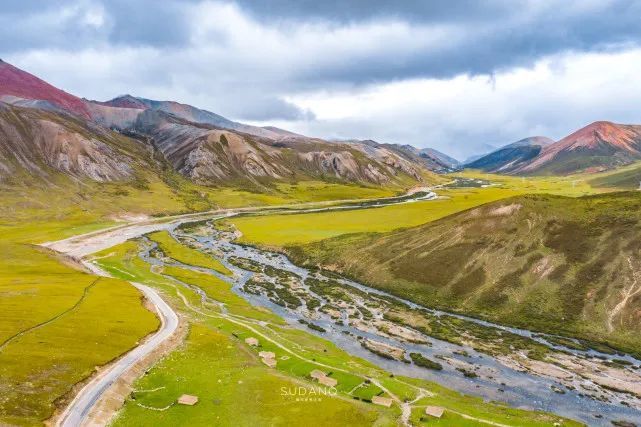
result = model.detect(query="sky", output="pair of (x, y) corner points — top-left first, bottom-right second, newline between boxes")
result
(2, 0), (641, 160)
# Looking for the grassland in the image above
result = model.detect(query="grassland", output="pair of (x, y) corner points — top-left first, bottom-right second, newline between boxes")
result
(455, 169), (600, 196)
(223, 171), (641, 358)
(0, 207), (164, 426)
(229, 188), (517, 246)
(1, 166), (623, 426)
(147, 231), (232, 276)
(228, 172), (604, 247)
(112, 324), (390, 427)
(160, 266), (281, 323)
(0, 257), (158, 426)
(0, 174), (420, 426)
(201, 180), (400, 208)
(587, 161), (641, 189)
(0, 176), (196, 426)
(97, 239), (578, 427)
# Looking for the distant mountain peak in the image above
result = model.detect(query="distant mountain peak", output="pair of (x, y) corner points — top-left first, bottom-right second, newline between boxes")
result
(102, 94), (148, 109)
(465, 136), (553, 173)
(515, 121), (641, 175)
(550, 121), (641, 153)
(504, 136), (554, 149)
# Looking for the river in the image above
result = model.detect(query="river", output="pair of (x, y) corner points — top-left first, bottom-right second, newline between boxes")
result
(139, 196), (641, 427)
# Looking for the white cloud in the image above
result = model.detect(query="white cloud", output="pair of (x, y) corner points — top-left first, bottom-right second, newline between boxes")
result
(266, 49), (641, 159)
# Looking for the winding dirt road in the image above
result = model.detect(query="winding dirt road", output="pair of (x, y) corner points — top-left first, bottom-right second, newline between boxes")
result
(42, 189), (435, 257)
(56, 263), (179, 427)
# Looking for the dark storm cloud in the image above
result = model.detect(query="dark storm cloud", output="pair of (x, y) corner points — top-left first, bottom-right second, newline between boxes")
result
(3, 0), (641, 149)
(232, 0), (511, 24)
(0, 0), (193, 52)
(3, 0), (641, 82)
(267, 0), (641, 83)
(102, 0), (192, 47)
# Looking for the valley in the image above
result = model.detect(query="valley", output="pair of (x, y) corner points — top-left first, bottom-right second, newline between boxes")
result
(37, 193), (582, 427)
(2, 55), (641, 427)
(153, 220), (641, 425)
(24, 178), (639, 427)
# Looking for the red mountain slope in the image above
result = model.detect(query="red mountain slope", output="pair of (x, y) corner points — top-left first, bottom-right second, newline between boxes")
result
(0, 59), (91, 119)
(517, 121), (641, 174)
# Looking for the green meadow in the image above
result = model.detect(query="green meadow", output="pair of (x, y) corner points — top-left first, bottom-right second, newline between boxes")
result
(228, 171), (608, 247)
(0, 212), (160, 425)
(98, 238), (577, 427)
(148, 231), (232, 276)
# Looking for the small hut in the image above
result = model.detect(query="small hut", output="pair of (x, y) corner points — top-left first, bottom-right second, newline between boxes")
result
(318, 376), (337, 387)
(371, 396), (393, 407)
(177, 394), (199, 406)
(261, 357), (277, 368)
(258, 351), (276, 359)
(424, 406), (445, 418)
(245, 337), (259, 346)
(310, 369), (326, 380)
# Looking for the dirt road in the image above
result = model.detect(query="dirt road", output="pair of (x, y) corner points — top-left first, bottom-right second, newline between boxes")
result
(56, 264), (178, 427)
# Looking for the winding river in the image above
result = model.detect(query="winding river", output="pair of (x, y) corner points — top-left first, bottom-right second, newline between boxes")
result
(139, 193), (641, 427)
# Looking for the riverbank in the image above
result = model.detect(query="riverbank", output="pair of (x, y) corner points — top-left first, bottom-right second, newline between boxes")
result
(137, 219), (639, 426)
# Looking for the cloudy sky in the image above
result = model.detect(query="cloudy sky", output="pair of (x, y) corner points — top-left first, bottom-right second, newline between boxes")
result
(2, 0), (641, 159)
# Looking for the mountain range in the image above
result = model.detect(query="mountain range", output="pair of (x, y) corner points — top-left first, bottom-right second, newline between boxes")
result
(0, 59), (444, 189)
(3, 58), (641, 187)
(466, 122), (641, 175)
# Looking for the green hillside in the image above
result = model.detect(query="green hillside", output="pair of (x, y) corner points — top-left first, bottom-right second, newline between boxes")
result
(287, 191), (641, 357)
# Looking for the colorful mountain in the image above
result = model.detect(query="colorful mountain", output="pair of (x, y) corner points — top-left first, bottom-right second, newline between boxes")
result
(517, 121), (641, 175)
(0, 59), (91, 119)
(0, 60), (441, 188)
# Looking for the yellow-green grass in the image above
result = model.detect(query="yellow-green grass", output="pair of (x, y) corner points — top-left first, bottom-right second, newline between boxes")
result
(0, 173), (419, 426)
(274, 181), (398, 202)
(0, 275), (158, 426)
(227, 171), (611, 248)
(0, 244), (91, 345)
(0, 232), (158, 425)
(0, 172), (596, 426)
(462, 161), (641, 192)
(102, 239), (580, 427)
(205, 180), (400, 208)
(456, 169), (604, 196)
(147, 231), (232, 276)
(0, 210), (164, 426)
(403, 376), (578, 427)
(96, 243), (396, 425)
(94, 241), (281, 326)
(228, 187), (520, 246)
(94, 241), (210, 312)
(586, 160), (641, 189)
(0, 177), (206, 426)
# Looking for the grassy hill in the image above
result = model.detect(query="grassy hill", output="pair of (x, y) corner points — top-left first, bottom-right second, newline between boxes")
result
(286, 191), (641, 358)
(588, 161), (641, 190)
